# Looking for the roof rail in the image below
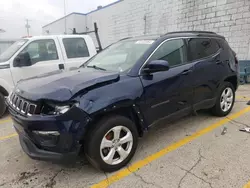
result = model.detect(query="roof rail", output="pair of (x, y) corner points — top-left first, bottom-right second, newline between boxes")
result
(119, 37), (132, 41)
(165, 31), (217, 35)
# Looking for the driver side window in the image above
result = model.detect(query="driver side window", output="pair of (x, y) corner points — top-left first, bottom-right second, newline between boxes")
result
(149, 39), (187, 67)
(20, 40), (58, 65)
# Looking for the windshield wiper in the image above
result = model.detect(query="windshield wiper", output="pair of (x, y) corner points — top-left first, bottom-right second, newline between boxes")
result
(86, 65), (106, 71)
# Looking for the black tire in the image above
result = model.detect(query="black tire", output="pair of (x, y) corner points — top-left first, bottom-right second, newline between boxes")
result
(211, 82), (235, 117)
(0, 93), (6, 118)
(85, 115), (138, 172)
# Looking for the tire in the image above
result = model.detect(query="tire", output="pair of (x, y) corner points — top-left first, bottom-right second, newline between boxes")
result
(211, 82), (235, 117)
(85, 115), (138, 172)
(0, 93), (6, 118)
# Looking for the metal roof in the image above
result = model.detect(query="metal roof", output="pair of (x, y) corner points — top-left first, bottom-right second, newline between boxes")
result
(43, 0), (123, 28)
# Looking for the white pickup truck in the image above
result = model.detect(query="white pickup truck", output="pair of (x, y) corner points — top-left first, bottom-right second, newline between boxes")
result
(0, 35), (97, 117)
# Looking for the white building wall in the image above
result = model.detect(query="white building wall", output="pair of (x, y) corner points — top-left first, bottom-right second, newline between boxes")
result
(43, 13), (87, 35)
(43, 0), (250, 59)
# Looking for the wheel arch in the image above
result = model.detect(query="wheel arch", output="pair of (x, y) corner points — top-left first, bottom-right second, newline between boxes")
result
(224, 75), (238, 91)
(85, 104), (146, 139)
(0, 85), (8, 96)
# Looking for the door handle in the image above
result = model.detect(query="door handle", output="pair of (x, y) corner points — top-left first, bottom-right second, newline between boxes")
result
(181, 69), (192, 75)
(216, 60), (222, 64)
(58, 64), (64, 70)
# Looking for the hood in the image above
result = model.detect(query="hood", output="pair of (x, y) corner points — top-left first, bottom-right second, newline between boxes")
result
(16, 68), (120, 101)
(0, 61), (10, 69)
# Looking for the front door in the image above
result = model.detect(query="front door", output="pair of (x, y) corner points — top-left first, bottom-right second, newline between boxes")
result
(140, 39), (194, 126)
(11, 39), (63, 84)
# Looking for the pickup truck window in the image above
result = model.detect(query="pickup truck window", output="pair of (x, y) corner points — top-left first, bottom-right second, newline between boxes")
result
(21, 39), (58, 65)
(0, 39), (28, 63)
(87, 40), (154, 72)
(63, 38), (90, 58)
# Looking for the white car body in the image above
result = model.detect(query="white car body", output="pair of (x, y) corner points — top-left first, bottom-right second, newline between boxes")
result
(0, 35), (97, 95)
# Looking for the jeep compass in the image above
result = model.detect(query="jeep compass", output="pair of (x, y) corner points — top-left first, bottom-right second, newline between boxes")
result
(6, 31), (239, 172)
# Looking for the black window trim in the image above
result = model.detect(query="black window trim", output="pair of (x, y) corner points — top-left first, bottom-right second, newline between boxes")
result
(139, 36), (224, 75)
(185, 37), (222, 63)
(62, 37), (90, 59)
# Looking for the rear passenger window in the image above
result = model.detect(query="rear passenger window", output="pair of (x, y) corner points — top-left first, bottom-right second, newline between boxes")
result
(149, 39), (187, 67)
(63, 38), (90, 58)
(188, 38), (220, 61)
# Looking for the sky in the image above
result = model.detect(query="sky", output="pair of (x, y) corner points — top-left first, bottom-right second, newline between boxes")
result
(0, 0), (116, 39)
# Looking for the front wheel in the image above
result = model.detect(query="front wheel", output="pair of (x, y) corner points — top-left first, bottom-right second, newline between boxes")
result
(211, 82), (235, 117)
(0, 93), (6, 118)
(85, 115), (138, 172)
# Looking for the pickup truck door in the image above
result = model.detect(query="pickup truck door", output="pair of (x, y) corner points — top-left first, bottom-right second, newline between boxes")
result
(10, 38), (64, 84)
(140, 39), (194, 126)
(57, 35), (97, 70)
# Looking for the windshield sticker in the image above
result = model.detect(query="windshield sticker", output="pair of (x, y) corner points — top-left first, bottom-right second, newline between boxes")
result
(135, 40), (154, 45)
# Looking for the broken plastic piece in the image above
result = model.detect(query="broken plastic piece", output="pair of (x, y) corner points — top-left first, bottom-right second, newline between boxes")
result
(221, 127), (227, 135)
(239, 127), (250, 133)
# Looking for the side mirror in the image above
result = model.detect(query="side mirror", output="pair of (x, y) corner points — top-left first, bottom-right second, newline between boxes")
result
(13, 52), (31, 67)
(143, 60), (170, 74)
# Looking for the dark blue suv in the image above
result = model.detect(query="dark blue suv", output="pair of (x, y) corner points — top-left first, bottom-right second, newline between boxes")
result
(6, 31), (239, 172)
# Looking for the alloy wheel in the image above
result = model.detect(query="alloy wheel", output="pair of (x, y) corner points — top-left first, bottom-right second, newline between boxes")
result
(220, 87), (234, 112)
(100, 126), (133, 165)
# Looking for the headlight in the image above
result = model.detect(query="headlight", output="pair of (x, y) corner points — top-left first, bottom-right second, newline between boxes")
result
(41, 102), (79, 115)
(55, 105), (71, 114)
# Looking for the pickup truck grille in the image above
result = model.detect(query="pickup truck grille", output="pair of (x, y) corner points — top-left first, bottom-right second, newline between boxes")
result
(8, 93), (37, 116)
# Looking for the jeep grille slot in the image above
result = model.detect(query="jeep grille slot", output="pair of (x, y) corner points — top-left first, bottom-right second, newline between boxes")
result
(9, 93), (37, 116)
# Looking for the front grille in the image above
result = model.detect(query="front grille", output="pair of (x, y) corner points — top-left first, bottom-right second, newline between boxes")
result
(8, 93), (37, 116)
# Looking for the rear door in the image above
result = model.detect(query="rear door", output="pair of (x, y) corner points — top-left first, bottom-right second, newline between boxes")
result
(11, 38), (63, 84)
(58, 36), (96, 70)
(186, 37), (225, 109)
(140, 38), (195, 126)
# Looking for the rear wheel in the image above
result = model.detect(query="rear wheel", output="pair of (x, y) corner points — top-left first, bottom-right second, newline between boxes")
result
(85, 115), (138, 172)
(0, 93), (6, 118)
(211, 82), (235, 117)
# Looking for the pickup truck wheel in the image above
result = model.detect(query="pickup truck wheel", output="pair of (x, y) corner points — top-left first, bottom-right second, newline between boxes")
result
(0, 93), (6, 118)
(85, 115), (138, 172)
(211, 82), (235, 117)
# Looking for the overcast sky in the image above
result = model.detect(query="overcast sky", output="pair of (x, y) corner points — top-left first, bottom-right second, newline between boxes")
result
(0, 0), (116, 39)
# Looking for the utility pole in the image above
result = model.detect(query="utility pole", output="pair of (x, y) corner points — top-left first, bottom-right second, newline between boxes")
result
(25, 19), (31, 37)
(64, 0), (67, 34)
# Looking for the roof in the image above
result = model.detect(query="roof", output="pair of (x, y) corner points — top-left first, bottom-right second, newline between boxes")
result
(43, 0), (123, 28)
(118, 31), (224, 43)
(119, 35), (160, 41)
(162, 31), (225, 39)
(22, 34), (88, 40)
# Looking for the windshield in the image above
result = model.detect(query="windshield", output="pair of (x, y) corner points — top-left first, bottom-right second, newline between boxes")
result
(0, 39), (28, 63)
(86, 40), (155, 72)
